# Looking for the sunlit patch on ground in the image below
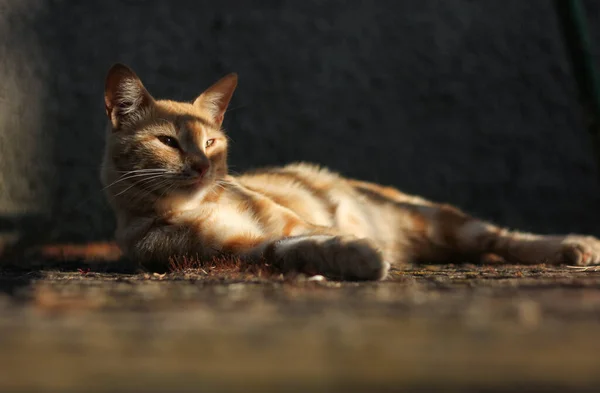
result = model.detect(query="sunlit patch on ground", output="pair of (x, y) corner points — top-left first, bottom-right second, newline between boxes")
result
(1, 242), (600, 392)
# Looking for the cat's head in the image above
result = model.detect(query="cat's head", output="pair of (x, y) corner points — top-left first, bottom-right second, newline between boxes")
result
(101, 64), (237, 211)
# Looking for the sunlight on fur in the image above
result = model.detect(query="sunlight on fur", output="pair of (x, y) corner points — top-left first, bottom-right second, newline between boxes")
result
(101, 64), (600, 281)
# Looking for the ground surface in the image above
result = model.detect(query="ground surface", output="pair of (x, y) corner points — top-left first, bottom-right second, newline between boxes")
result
(1, 246), (600, 392)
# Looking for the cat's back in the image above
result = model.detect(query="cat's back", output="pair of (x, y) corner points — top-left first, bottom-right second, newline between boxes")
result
(236, 162), (433, 241)
(239, 162), (341, 189)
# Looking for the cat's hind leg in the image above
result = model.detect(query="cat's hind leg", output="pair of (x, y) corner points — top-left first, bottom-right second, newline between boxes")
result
(414, 203), (600, 266)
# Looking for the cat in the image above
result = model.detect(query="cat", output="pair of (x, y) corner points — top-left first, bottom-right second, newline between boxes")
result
(101, 63), (600, 281)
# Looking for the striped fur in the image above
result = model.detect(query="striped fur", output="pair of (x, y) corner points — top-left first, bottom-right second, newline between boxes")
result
(101, 64), (600, 281)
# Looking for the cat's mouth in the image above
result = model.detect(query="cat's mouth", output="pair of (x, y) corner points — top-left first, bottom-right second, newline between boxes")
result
(179, 171), (213, 190)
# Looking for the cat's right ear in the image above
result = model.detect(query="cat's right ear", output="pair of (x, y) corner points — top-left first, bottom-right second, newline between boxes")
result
(104, 64), (154, 130)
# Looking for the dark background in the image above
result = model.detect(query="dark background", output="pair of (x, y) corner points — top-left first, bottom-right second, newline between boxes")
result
(1, 0), (599, 248)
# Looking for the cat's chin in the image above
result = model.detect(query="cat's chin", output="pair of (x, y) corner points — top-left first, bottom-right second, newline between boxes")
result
(177, 176), (215, 195)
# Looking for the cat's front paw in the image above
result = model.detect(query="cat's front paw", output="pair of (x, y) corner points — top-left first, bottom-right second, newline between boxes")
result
(269, 235), (390, 281)
(555, 236), (600, 266)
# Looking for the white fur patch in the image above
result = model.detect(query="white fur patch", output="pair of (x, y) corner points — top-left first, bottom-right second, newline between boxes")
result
(201, 92), (225, 119)
(109, 78), (152, 129)
(118, 79), (145, 115)
(214, 206), (261, 240)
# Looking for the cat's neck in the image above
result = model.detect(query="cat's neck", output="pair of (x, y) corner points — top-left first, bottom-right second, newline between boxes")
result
(153, 175), (238, 217)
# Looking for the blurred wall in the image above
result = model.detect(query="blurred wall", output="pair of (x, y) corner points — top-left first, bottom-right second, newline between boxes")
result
(1, 0), (599, 248)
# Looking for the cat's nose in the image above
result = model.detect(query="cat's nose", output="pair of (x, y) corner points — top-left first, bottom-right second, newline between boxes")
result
(189, 161), (209, 177)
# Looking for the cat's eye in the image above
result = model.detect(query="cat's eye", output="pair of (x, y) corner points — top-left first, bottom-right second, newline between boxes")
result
(205, 139), (215, 148)
(157, 135), (180, 149)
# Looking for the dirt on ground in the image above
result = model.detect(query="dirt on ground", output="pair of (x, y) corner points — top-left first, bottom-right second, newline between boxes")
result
(1, 243), (600, 392)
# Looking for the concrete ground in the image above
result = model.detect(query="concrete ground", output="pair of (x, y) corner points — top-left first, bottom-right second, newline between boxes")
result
(1, 245), (600, 392)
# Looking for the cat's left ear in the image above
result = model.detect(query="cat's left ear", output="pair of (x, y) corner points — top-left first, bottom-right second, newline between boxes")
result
(104, 63), (154, 130)
(193, 73), (238, 126)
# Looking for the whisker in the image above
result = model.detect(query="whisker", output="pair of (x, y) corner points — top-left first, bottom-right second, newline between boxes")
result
(116, 169), (168, 174)
(102, 171), (169, 191)
(130, 178), (173, 203)
(113, 174), (169, 197)
(156, 181), (178, 202)
(73, 170), (169, 209)
(127, 182), (171, 205)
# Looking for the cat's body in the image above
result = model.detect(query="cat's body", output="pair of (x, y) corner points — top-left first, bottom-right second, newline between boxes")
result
(101, 64), (600, 280)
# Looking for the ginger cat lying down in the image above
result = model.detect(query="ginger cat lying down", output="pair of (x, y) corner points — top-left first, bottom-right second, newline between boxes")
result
(101, 64), (600, 281)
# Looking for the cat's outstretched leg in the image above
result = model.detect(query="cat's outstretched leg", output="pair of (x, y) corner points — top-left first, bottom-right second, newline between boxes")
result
(234, 234), (390, 281)
(264, 235), (390, 281)
(418, 204), (600, 266)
